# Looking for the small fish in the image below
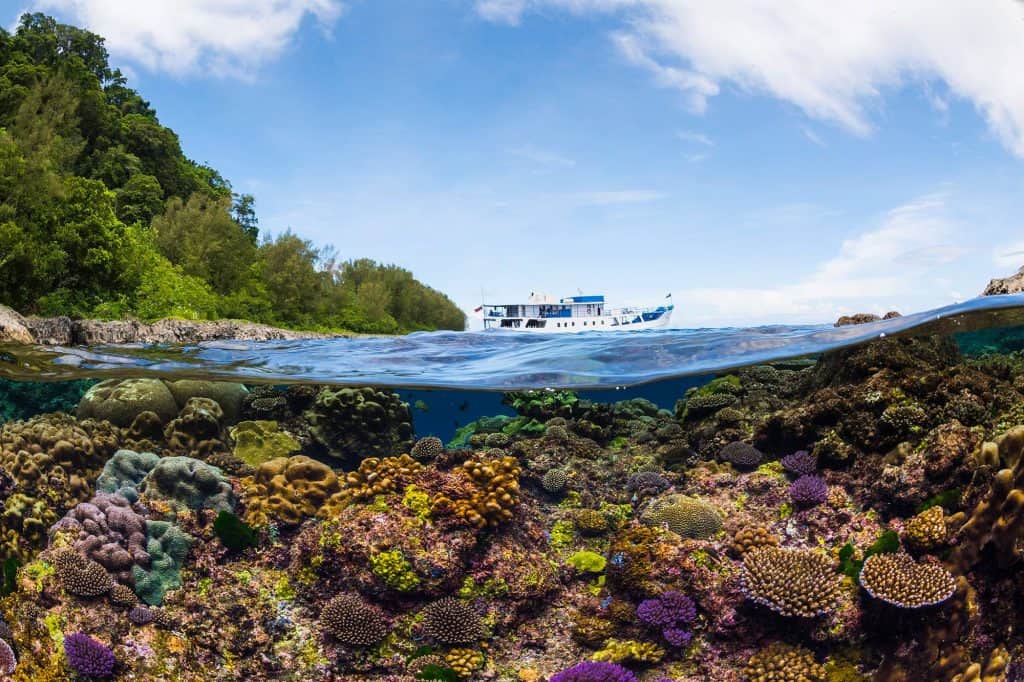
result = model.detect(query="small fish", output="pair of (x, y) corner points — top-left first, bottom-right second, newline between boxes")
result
(458, 400), (469, 411)
(413, 399), (430, 412)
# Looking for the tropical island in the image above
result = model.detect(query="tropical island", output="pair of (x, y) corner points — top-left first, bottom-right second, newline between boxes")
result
(0, 14), (465, 336)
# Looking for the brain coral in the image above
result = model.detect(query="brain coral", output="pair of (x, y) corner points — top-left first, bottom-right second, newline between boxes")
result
(743, 642), (825, 682)
(77, 378), (179, 426)
(741, 547), (841, 617)
(51, 492), (149, 584)
(642, 494), (723, 539)
(719, 441), (763, 470)
(131, 520), (193, 605)
(241, 455), (340, 526)
(138, 456), (235, 512)
(420, 597), (485, 644)
(858, 553), (956, 608)
(305, 386), (413, 460)
(96, 449), (160, 503)
(320, 593), (388, 646)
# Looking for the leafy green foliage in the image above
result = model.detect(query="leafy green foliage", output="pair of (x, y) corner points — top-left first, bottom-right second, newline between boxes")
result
(417, 665), (459, 682)
(918, 488), (962, 513)
(213, 511), (258, 551)
(838, 530), (901, 578)
(0, 13), (466, 334)
(837, 542), (858, 578)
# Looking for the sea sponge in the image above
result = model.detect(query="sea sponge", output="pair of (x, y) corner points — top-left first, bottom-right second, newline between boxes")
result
(903, 506), (949, 552)
(130, 520), (192, 605)
(51, 492), (149, 584)
(730, 526), (780, 558)
(77, 378), (179, 427)
(719, 441), (763, 470)
(575, 509), (609, 536)
(642, 494), (723, 539)
(96, 449), (160, 503)
(241, 455), (340, 526)
(138, 456), (235, 512)
(320, 593), (388, 646)
(53, 548), (114, 597)
(789, 475), (828, 507)
(542, 468), (568, 493)
(163, 397), (226, 459)
(858, 553), (956, 608)
(432, 455), (522, 529)
(743, 642), (826, 682)
(410, 435), (444, 461)
(64, 632), (116, 678)
(305, 386), (413, 460)
(741, 547), (841, 617)
(420, 597), (485, 644)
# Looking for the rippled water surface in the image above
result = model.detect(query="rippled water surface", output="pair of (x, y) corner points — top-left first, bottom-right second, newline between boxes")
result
(3, 294), (1024, 390)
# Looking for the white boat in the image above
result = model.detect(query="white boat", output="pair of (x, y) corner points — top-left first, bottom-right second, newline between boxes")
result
(476, 292), (674, 332)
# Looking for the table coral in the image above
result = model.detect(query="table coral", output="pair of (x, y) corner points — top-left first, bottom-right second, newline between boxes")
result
(740, 547), (841, 617)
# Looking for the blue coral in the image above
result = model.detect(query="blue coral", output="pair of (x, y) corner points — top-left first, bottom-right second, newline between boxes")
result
(130, 520), (193, 605)
(96, 449), (160, 503)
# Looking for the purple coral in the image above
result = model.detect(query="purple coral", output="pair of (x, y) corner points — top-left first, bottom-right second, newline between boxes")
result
(52, 492), (149, 584)
(636, 590), (697, 628)
(789, 475), (828, 507)
(63, 633), (115, 678)
(550, 661), (638, 682)
(0, 637), (15, 675)
(780, 450), (817, 476)
(662, 627), (693, 647)
(626, 471), (671, 497)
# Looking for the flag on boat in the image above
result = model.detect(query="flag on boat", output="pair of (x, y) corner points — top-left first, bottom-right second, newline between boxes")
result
(473, 306), (483, 313)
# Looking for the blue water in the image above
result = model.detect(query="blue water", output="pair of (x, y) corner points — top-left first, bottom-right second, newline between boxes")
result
(2, 294), (1023, 390)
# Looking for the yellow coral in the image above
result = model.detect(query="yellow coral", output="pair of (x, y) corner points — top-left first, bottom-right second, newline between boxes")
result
(431, 455), (521, 529)
(591, 638), (665, 664)
(445, 648), (484, 678)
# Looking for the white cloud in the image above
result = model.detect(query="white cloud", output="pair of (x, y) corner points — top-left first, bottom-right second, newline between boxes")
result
(476, 0), (1024, 157)
(801, 127), (825, 148)
(29, 0), (345, 77)
(674, 194), (971, 325)
(573, 189), (667, 205)
(509, 144), (576, 167)
(675, 130), (712, 146)
(993, 239), (1024, 271)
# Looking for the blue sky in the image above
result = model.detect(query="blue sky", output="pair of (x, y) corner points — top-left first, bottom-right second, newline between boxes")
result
(7, 0), (1024, 326)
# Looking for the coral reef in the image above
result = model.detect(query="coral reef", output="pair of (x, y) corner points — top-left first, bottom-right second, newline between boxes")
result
(305, 386), (413, 460)
(63, 632), (116, 678)
(138, 455), (235, 512)
(320, 593), (388, 646)
(858, 552), (956, 608)
(741, 547), (842, 617)
(743, 642), (825, 682)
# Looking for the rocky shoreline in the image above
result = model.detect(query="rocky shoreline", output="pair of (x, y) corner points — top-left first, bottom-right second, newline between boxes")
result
(0, 304), (336, 346)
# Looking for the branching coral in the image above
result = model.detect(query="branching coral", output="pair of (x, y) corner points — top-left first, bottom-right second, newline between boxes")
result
(53, 548), (114, 597)
(719, 441), (763, 470)
(903, 506), (949, 552)
(550, 661), (637, 682)
(858, 553), (956, 608)
(741, 547), (841, 617)
(542, 468), (568, 493)
(339, 453), (422, 504)
(730, 526), (779, 558)
(591, 638), (665, 664)
(64, 632), (116, 678)
(780, 450), (817, 476)
(789, 475), (827, 507)
(410, 435), (444, 461)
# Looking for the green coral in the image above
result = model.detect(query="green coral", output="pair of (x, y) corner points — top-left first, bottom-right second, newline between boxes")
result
(370, 549), (420, 591)
(131, 520), (193, 605)
(550, 520), (575, 550)
(567, 551), (606, 573)
(229, 420), (300, 467)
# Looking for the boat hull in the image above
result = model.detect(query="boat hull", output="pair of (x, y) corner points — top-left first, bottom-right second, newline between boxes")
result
(482, 308), (673, 332)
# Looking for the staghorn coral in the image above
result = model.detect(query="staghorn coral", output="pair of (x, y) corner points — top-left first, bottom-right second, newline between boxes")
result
(858, 553), (956, 608)
(431, 454), (521, 529)
(53, 548), (114, 597)
(320, 593), (388, 646)
(730, 526), (780, 558)
(741, 546), (841, 617)
(410, 435), (444, 461)
(743, 642), (826, 682)
(51, 492), (149, 584)
(138, 455), (235, 512)
(642, 494), (723, 539)
(240, 455), (340, 526)
(64, 632), (116, 678)
(305, 386), (413, 460)
(420, 597), (485, 644)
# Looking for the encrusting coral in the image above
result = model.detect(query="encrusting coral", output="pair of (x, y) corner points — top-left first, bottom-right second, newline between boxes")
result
(240, 454), (340, 525)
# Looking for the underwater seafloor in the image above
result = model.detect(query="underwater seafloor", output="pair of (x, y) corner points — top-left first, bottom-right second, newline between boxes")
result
(2, 300), (1024, 680)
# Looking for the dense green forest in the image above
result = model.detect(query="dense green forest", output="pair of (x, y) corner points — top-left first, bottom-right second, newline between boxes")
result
(0, 14), (465, 334)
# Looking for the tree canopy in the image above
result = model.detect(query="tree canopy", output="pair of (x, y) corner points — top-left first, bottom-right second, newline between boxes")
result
(0, 13), (465, 334)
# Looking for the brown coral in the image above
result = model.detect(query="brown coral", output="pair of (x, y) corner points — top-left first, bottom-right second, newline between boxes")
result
(743, 642), (826, 682)
(431, 455), (521, 529)
(642, 494), (723, 539)
(730, 526), (780, 558)
(53, 548), (114, 597)
(741, 547), (841, 617)
(241, 455), (341, 525)
(858, 553), (956, 608)
(903, 506), (948, 552)
(320, 593), (388, 646)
